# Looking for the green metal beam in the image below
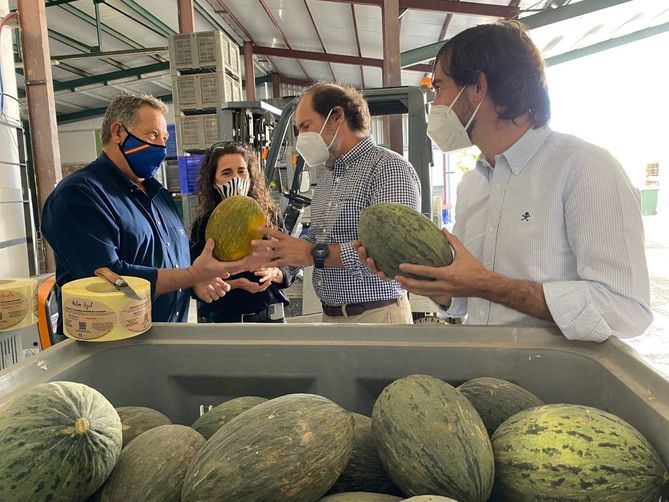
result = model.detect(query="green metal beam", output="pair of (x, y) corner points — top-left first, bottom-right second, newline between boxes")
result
(15, 69), (66, 99)
(114, 0), (176, 36)
(101, 1), (169, 39)
(399, 0), (634, 67)
(522, 0), (632, 30)
(48, 29), (95, 53)
(57, 94), (174, 124)
(401, 41), (445, 67)
(53, 73), (276, 123)
(545, 20), (669, 67)
(48, 29), (129, 71)
(53, 62), (170, 92)
(44, 0), (82, 7)
(59, 3), (155, 52)
(57, 63), (92, 78)
(194, 0), (239, 44)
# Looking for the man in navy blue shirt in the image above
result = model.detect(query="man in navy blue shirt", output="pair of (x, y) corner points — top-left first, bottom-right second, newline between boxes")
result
(42, 93), (243, 327)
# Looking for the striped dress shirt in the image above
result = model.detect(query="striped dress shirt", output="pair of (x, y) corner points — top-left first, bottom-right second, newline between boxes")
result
(302, 136), (421, 305)
(447, 126), (652, 342)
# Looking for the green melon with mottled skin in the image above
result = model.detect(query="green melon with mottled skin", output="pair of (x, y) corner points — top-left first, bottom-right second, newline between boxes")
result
(192, 396), (267, 439)
(329, 413), (401, 495)
(319, 493), (402, 502)
(401, 497), (461, 502)
(457, 377), (544, 436)
(0, 381), (122, 502)
(358, 202), (452, 280)
(115, 406), (171, 447)
(491, 404), (669, 501)
(99, 425), (205, 502)
(372, 375), (494, 501)
(182, 393), (354, 502)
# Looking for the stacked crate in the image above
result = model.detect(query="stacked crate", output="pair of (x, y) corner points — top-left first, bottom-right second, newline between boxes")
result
(168, 31), (243, 230)
(169, 31), (243, 157)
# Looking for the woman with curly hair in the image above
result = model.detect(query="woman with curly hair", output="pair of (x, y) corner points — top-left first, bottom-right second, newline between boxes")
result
(189, 142), (295, 323)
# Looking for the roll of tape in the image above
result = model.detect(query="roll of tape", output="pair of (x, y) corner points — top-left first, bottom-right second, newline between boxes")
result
(0, 278), (38, 333)
(61, 276), (152, 342)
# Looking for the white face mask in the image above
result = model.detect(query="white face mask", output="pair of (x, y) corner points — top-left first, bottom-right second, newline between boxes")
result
(215, 176), (250, 200)
(295, 108), (342, 167)
(427, 86), (483, 153)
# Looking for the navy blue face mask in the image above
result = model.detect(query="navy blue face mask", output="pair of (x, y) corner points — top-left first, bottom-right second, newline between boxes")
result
(119, 125), (167, 179)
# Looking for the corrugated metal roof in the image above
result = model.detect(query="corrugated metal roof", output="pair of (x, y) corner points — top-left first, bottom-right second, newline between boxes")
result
(7, 0), (669, 119)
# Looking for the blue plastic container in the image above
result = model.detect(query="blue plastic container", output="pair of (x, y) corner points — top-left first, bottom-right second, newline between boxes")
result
(166, 124), (177, 158)
(177, 154), (205, 195)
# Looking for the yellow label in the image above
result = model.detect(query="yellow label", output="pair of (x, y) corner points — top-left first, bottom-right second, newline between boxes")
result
(0, 290), (29, 331)
(120, 297), (151, 333)
(63, 298), (117, 340)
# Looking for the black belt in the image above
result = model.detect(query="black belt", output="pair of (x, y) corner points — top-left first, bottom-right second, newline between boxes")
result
(322, 298), (399, 317)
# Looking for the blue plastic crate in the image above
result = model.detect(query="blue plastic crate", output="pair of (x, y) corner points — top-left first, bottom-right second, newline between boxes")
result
(177, 154), (205, 195)
(166, 124), (177, 158)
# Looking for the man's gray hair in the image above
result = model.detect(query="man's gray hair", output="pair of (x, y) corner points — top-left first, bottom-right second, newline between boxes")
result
(101, 93), (168, 144)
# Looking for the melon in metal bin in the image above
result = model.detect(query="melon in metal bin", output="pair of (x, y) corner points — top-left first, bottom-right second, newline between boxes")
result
(0, 381), (122, 502)
(115, 405), (171, 447)
(99, 424), (205, 502)
(457, 377), (544, 437)
(372, 374), (494, 502)
(491, 403), (669, 502)
(192, 396), (267, 439)
(328, 413), (401, 495)
(358, 202), (453, 280)
(182, 393), (354, 502)
(319, 493), (403, 501)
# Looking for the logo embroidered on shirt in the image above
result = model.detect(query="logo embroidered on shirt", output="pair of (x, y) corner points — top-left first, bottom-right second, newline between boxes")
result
(521, 211), (531, 221)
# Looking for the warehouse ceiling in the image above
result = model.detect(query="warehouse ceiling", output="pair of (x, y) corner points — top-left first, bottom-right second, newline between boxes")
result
(7, 0), (669, 123)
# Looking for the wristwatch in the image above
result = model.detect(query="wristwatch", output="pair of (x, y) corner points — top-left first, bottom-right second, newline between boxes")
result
(311, 243), (330, 269)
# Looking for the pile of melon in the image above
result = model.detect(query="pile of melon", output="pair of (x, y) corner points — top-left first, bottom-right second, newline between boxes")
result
(0, 376), (667, 502)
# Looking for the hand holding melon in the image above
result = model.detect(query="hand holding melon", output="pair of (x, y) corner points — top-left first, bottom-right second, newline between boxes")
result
(357, 202), (454, 281)
(251, 226), (314, 267)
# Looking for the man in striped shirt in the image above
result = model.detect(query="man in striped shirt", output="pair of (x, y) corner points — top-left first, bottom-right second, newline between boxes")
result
(361, 22), (652, 342)
(252, 83), (421, 323)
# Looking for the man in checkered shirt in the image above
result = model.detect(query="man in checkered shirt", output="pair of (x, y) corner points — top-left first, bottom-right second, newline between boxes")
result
(252, 83), (421, 323)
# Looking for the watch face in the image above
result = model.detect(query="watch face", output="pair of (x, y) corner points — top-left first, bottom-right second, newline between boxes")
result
(313, 244), (329, 258)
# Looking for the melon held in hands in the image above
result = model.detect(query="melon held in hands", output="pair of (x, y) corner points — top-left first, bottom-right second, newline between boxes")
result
(205, 195), (265, 261)
(358, 202), (453, 280)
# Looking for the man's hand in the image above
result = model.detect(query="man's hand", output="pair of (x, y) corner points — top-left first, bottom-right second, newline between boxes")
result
(251, 227), (313, 268)
(228, 278), (272, 294)
(190, 239), (249, 282)
(193, 277), (231, 303)
(395, 229), (492, 299)
(254, 267), (284, 284)
(354, 240), (391, 280)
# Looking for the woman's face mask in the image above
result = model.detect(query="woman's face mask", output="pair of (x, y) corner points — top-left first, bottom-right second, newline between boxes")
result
(215, 176), (251, 200)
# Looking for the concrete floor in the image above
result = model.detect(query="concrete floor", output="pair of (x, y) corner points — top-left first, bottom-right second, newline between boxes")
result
(188, 215), (669, 378)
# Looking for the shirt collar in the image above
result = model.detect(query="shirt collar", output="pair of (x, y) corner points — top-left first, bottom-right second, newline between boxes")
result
(100, 151), (162, 199)
(333, 136), (376, 171)
(502, 125), (551, 175)
(475, 125), (551, 177)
